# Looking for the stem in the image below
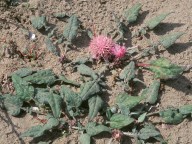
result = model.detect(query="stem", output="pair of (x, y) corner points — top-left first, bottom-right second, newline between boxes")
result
(146, 112), (159, 117)
(122, 131), (138, 138)
(136, 63), (150, 67)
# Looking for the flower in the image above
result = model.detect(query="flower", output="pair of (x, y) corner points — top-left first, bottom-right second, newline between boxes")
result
(111, 44), (126, 59)
(89, 35), (115, 60)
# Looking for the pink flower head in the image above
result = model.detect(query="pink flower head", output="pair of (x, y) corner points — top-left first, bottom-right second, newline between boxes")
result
(89, 35), (115, 60)
(112, 44), (126, 59)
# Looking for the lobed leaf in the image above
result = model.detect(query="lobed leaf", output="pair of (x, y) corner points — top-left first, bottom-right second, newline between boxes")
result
(109, 113), (134, 129)
(141, 80), (160, 104)
(45, 38), (60, 56)
(79, 134), (91, 144)
(24, 69), (57, 85)
(149, 57), (184, 79)
(12, 68), (34, 78)
(88, 95), (104, 120)
(138, 124), (161, 140)
(179, 104), (192, 115)
(119, 61), (135, 83)
(35, 90), (62, 118)
(79, 80), (101, 101)
(63, 15), (80, 42)
(138, 112), (147, 123)
(31, 16), (47, 30)
(77, 64), (98, 79)
(124, 3), (142, 23)
(146, 13), (170, 29)
(21, 116), (59, 138)
(20, 125), (44, 138)
(3, 94), (23, 116)
(159, 32), (185, 49)
(12, 74), (34, 101)
(159, 109), (184, 124)
(116, 93), (145, 110)
(85, 122), (111, 136)
(60, 85), (82, 116)
(59, 75), (80, 86)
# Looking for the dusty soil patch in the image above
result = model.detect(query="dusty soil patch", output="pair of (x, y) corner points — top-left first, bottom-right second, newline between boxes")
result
(0, 0), (191, 144)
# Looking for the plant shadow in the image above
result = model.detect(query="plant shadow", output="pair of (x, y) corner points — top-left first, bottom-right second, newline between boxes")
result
(166, 42), (192, 54)
(30, 130), (63, 144)
(153, 22), (184, 35)
(163, 75), (192, 95)
(129, 10), (150, 26)
(0, 110), (25, 144)
(73, 30), (91, 49)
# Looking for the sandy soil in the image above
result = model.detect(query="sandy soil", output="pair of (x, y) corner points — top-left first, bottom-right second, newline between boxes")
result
(0, 0), (191, 144)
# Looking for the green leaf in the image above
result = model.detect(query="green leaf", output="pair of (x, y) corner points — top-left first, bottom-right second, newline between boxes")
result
(31, 16), (47, 30)
(138, 112), (147, 123)
(58, 75), (80, 86)
(20, 125), (44, 138)
(12, 74), (34, 101)
(63, 15), (80, 42)
(21, 116), (59, 138)
(141, 80), (160, 104)
(88, 95), (104, 120)
(149, 57), (184, 79)
(124, 3), (142, 23)
(45, 38), (59, 56)
(35, 90), (62, 118)
(24, 69), (57, 85)
(79, 80), (101, 101)
(159, 109), (184, 124)
(146, 13), (170, 29)
(77, 64), (98, 79)
(138, 124), (161, 140)
(116, 93), (145, 110)
(109, 113), (134, 129)
(79, 134), (91, 144)
(12, 68), (34, 78)
(179, 104), (192, 115)
(119, 61), (135, 82)
(3, 94), (23, 116)
(85, 122), (111, 136)
(60, 85), (82, 116)
(159, 32), (185, 49)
